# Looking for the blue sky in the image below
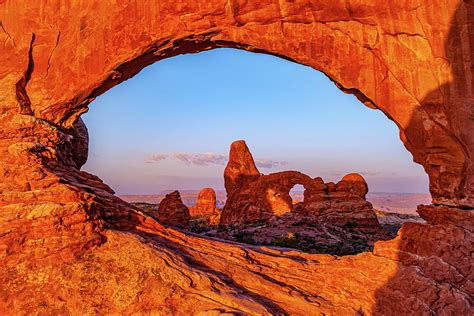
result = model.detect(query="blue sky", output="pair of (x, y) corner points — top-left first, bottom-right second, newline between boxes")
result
(82, 48), (429, 194)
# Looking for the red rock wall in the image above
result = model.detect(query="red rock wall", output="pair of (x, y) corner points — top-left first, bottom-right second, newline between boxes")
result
(0, 0), (472, 314)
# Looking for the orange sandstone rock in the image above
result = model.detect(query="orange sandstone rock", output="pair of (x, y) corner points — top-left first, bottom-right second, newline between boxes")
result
(224, 140), (261, 197)
(189, 188), (218, 216)
(335, 173), (369, 199)
(220, 141), (380, 230)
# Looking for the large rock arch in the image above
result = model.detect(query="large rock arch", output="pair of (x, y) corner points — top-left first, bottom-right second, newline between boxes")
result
(0, 1), (472, 314)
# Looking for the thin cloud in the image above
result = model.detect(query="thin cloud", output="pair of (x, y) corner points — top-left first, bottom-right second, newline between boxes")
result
(146, 154), (167, 163)
(171, 152), (227, 166)
(146, 152), (288, 169)
(359, 170), (382, 177)
(255, 159), (289, 169)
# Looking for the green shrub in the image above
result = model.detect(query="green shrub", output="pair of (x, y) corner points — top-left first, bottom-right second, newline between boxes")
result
(272, 232), (301, 248)
(189, 219), (212, 234)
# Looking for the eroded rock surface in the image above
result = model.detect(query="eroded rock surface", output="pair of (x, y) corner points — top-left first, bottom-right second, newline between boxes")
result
(155, 191), (190, 227)
(0, 1), (473, 314)
(189, 188), (221, 225)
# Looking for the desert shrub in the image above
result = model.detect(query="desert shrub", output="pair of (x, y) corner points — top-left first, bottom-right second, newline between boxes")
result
(272, 232), (301, 248)
(189, 219), (212, 234)
(234, 231), (256, 245)
(382, 224), (401, 235)
(217, 224), (231, 232)
(132, 202), (159, 213)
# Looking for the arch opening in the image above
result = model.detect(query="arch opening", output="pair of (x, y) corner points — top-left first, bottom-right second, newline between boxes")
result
(289, 184), (305, 206)
(81, 48), (429, 255)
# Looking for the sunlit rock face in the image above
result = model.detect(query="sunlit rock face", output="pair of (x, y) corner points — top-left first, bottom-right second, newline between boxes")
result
(335, 173), (368, 199)
(189, 188), (221, 224)
(224, 140), (261, 197)
(0, 1), (472, 314)
(189, 188), (218, 216)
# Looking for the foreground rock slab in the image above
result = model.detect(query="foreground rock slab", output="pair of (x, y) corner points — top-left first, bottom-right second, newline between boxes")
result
(1, 206), (471, 315)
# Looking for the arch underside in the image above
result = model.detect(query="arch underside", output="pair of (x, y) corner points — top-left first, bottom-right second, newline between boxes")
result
(0, 0), (472, 314)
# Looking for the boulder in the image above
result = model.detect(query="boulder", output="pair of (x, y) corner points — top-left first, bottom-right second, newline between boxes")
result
(156, 191), (190, 227)
(335, 173), (369, 199)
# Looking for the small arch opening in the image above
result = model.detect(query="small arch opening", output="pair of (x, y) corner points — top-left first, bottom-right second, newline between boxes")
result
(289, 184), (305, 206)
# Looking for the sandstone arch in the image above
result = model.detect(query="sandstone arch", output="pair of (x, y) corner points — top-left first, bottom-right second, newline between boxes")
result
(220, 141), (378, 226)
(222, 170), (323, 223)
(0, 1), (472, 314)
(1, 0), (472, 207)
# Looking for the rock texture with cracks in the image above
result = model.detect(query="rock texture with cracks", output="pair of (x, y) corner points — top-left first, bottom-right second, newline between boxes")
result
(0, 0), (473, 314)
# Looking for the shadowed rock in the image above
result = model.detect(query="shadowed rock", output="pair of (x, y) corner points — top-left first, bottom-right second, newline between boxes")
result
(156, 191), (190, 227)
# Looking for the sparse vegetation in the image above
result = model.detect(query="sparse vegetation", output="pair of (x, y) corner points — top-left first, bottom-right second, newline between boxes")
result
(132, 202), (159, 213)
(132, 201), (416, 256)
(189, 219), (214, 234)
(272, 232), (301, 248)
(270, 232), (371, 255)
(233, 231), (256, 245)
